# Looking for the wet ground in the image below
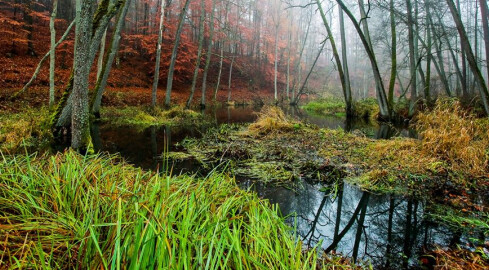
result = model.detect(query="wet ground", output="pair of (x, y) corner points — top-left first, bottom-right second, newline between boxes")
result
(88, 105), (480, 269)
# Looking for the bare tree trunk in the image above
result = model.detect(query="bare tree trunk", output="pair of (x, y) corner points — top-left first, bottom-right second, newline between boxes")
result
(315, 0), (352, 115)
(339, 4), (352, 114)
(96, 29), (107, 81)
(91, 0), (131, 117)
(406, 0), (417, 117)
(52, 0), (125, 131)
(286, 15), (292, 101)
(152, 0), (166, 108)
(186, 0), (205, 108)
(336, 0), (391, 119)
(49, 0), (59, 108)
(71, 0), (94, 152)
(424, 0), (432, 103)
(388, 0), (396, 107)
(457, 0), (468, 97)
(446, 0), (489, 115)
(214, 1), (229, 102)
(165, 0), (191, 107)
(227, 55), (234, 103)
(273, 0), (281, 103)
(480, 0), (489, 84)
(292, 41), (325, 105)
(14, 20), (75, 99)
(201, 0), (216, 108)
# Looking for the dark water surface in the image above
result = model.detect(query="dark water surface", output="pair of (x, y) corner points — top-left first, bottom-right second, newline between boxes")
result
(88, 106), (474, 269)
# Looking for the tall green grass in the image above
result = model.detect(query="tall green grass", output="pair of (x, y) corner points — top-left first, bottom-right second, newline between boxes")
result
(0, 151), (342, 269)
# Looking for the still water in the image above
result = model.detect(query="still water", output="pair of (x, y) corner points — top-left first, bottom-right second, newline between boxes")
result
(88, 106), (471, 269)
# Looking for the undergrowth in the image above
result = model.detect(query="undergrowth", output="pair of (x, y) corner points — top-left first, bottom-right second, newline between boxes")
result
(0, 151), (358, 269)
(0, 107), (51, 154)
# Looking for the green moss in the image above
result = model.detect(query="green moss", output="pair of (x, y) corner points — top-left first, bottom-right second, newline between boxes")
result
(302, 98), (345, 115)
(100, 105), (211, 129)
(0, 107), (52, 153)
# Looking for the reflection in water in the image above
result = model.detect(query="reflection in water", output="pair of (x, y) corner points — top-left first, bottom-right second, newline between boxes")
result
(240, 180), (468, 269)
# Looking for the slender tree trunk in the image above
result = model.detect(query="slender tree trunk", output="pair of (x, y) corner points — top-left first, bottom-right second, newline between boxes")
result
(201, 0), (216, 108)
(152, 0), (166, 108)
(214, 2), (230, 102)
(71, 0), (94, 152)
(480, 0), (489, 84)
(227, 55), (234, 102)
(186, 0), (205, 108)
(447, 0), (489, 115)
(15, 20), (75, 99)
(293, 41), (325, 104)
(387, 0), (396, 107)
(91, 0), (131, 117)
(165, 0), (191, 107)
(273, 1), (281, 103)
(406, 0), (417, 117)
(339, 5), (352, 115)
(286, 17), (292, 101)
(96, 29), (107, 81)
(315, 0), (351, 114)
(49, 0), (59, 108)
(424, 0), (432, 104)
(457, 0), (468, 97)
(336, 0), (391, 119)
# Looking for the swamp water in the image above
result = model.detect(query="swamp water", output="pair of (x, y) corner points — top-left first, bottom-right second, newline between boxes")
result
(89, 106), (473, 269)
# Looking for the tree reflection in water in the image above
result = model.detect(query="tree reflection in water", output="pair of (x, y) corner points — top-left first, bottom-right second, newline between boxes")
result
(245, 180), (467, 269)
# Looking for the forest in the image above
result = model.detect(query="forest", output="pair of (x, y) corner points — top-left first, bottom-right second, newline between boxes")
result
(1, 0), (489, 269)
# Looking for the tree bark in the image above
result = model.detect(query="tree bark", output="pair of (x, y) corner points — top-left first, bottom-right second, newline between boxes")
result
(52, 0), (125, 131)
(49, 0), (59, 108)
(446, 0), (489, 115)
(201, 0), (216, 108)
(480, 0), (489, 84)
(315, 0), (352, 115)
(152, 0), (166, 108)
(406, 0), (417, 117)
(186, 0), (205, 108)
(339, 4), (352, 114)
(15, 20), (75, 99)
(91, 0), (131, 117)
(71, 0), (94, 152)
(388, 0), (396, 107)
(336, 0), (391, 119)
(165, 0), (191, 107)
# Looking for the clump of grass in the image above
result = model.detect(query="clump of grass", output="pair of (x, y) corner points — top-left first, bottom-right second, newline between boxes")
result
(101, 105), (209, 129)
(302, 98), (379, 120)
(0, 151), (335, 269)
(416, 100), (489, 177)
(352, 98), (379, 120)
(302, 98), (345, 116)
(0, 107), (52, 153)
(247, 106), (297, 136)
